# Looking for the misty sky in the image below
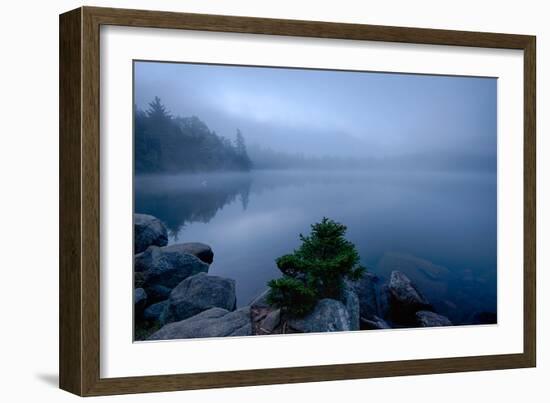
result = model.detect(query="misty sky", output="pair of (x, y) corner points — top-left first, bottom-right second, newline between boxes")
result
(134, 61), (496, 164)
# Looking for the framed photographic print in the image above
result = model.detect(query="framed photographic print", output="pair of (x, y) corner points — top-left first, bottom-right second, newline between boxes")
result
(59, 6), (536, 396)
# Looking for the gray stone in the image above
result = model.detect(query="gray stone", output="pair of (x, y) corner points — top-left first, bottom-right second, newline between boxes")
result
(134, 288), (147, 314)
(343, 285), (360, 331)
(144, 284), (171, 304)
(361, 315), (391, 330)
(249, 289), (271, 309)
(376, 252), (450, 306)
(388, 271), (431, 323)
(161, 273), (236, 324)
(149, 307), (252, 340)
(260, 309), (281, 333)
(288, 299), (351, 333)
(416, 310), (453, 327)
(134, 214), (168, 254)
(346, 273), (380, 323)
(174, 242), (214, 264)
(135, 246), (209, 290)
(143, 300), (168, 321)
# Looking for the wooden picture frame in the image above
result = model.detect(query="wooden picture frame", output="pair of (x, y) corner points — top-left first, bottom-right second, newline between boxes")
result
(59, 6), (536, 396)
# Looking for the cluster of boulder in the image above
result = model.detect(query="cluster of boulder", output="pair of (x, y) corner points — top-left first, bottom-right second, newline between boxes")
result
(133, 214), (247, 340)
(134, 213), (453, 341)
(250, 269), (452, 336)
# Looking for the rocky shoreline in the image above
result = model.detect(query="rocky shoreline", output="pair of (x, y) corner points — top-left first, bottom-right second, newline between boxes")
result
(134, 213), (456, 341)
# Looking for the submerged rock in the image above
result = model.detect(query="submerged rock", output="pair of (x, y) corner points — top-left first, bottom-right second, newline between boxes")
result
(149, 307), (252, 340)
(376, 252), (449, 303)
(288, 299), (351, 333)
(135, 246), (209, 290)
(388, 271), (431, 323)
(416, 310), (452, 327)
(160, 272), (236, 324)
(134, 214), (168, 254)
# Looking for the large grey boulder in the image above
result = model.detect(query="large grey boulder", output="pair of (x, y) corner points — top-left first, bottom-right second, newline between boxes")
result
(160, 273), (236, 324)
(175, 242), (214, 264)
(143, 300), (168, 322)
(134, 214), (168, 254)
(343, 285), (360, 331)
(416, 310), (452, 327)
(149, 307), (252, 340)
(347, 273), (381, 322)
(135, 246), (209, 290)
(288, 299), (351, 333)
(144, 284), (171, 304)
(260, 309), (281, 333)
(388, 271), (431, 323)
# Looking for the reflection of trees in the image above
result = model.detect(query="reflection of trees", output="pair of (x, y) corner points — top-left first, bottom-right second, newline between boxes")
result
(135, 173), (252, 236)
(135, 170), (360, 236)
(134, 170), (347, 237)
(134, 170), (434, 237)
(136, 169), (494, 245)
(239, 188), (250, 211)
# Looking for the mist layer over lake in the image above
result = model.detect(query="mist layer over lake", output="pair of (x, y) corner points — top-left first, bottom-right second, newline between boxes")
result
(135, 169), (496, 324)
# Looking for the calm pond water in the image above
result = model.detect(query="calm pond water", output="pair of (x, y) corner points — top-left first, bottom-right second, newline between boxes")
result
(135, 169), (497, 324)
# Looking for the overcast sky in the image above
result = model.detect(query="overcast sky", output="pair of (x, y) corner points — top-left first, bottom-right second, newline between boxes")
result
(134, 61), (496, 163)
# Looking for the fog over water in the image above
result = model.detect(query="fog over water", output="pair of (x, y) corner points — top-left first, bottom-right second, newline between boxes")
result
(134, 61), (497, 324)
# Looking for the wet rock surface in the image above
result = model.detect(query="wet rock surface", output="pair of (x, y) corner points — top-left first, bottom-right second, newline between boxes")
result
(149, 307), (252, 340)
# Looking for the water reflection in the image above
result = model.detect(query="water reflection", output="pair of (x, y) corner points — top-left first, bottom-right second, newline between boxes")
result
(135, 173), (252, 238)
(134, 170), (497, 324)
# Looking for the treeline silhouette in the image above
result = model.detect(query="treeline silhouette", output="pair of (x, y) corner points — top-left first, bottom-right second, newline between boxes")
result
(135, 98), (494, 174)
(135, 97), (252, 173)
(247, 144), (496, 172)
(247, 144), (375, 170)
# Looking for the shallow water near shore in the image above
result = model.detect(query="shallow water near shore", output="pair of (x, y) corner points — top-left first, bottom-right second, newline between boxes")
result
(135, 169), (497, 325)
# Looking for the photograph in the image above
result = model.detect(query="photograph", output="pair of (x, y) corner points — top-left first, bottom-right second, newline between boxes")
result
(132, 60), (498, 341)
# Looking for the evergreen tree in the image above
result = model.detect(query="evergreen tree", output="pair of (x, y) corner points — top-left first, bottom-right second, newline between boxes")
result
(146, 96), (172, 122)
(134, 104), (162, 173)
(234, 129), (252, 170)
(267, 218), (365, 317)
(134, 97), (254, 173)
